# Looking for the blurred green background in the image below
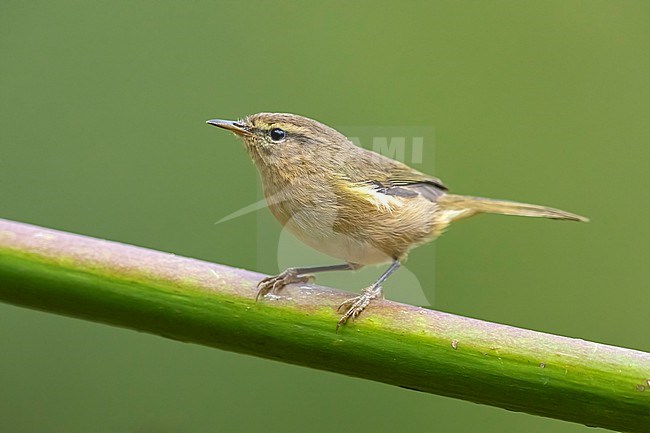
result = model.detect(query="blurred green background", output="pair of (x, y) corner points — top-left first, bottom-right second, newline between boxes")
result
(1, 1), (648, 432)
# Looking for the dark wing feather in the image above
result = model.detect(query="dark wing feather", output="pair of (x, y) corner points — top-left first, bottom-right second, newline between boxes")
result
(388, 181), (446, 201)
(379, 179), (446, 202)
(357, 169), (448, 203)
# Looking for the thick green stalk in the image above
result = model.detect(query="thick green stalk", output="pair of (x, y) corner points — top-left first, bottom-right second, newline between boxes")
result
(0, 218), (648, 431)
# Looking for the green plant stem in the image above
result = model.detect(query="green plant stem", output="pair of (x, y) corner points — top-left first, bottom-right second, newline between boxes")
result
(0, 218), (648, 431)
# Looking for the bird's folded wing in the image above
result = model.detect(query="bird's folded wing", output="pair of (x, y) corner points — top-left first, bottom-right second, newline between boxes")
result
(367, 167), (448, 203)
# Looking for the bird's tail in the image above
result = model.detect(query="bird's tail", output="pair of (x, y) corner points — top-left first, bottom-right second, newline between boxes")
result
(437, 194), (589, 223)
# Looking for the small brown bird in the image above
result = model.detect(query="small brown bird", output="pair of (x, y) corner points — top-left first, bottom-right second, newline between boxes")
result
(207, 113), (587, 329)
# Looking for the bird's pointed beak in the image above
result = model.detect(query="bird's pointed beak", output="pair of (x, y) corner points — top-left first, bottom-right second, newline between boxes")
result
(206, 119), (250, 136)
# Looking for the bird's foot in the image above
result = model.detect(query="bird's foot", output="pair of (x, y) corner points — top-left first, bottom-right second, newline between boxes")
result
(336, 284), (384, 331)
(256, 268), (314, 301)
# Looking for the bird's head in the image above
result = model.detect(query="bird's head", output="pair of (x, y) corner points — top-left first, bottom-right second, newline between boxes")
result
(207, 113), (353, 175)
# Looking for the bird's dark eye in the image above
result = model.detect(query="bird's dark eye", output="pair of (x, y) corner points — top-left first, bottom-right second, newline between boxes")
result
(269, 128), (286, 142)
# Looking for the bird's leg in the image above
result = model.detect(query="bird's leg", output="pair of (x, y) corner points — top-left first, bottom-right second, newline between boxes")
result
(337, 260), (401, 330)
(256, 263), (359, 301)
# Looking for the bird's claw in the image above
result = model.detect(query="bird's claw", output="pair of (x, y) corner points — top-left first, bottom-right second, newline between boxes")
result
(256, 269), (313, 301)
(336, 284), (383, 331)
